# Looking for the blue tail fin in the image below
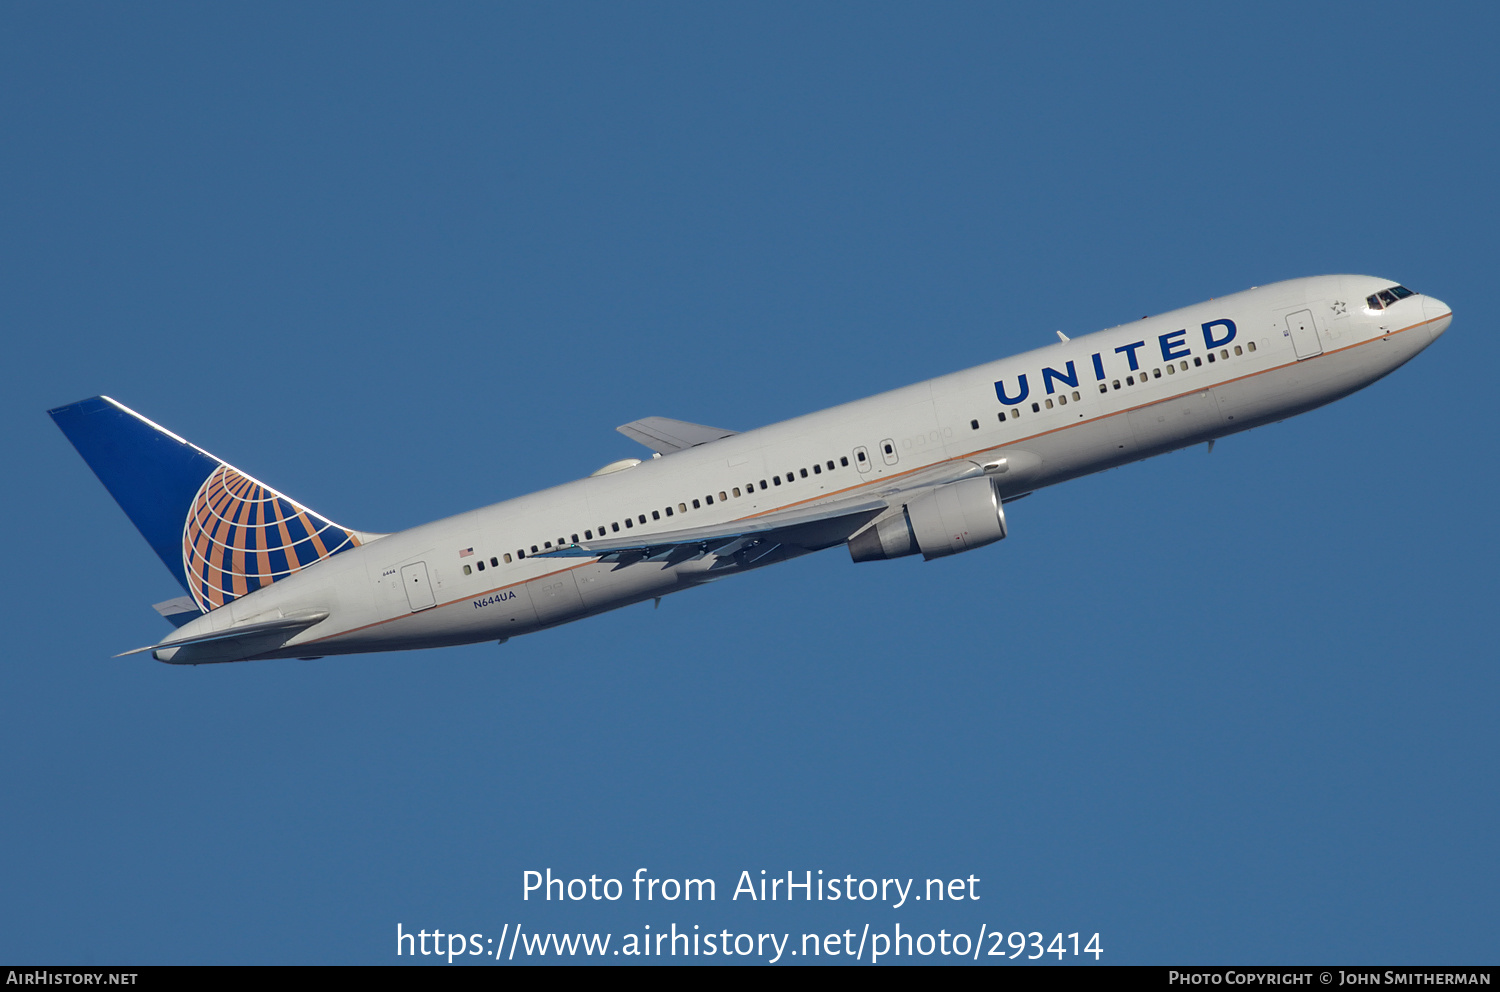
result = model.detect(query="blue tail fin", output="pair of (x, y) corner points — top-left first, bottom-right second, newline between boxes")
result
(50, 396), (373, 614)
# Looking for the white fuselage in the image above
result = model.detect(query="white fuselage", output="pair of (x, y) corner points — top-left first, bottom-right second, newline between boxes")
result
(156, 275), (1451, 662)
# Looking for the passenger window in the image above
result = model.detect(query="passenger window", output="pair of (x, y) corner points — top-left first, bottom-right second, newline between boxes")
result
(1166, 364), (1175, 374)
(719, 491), (727, 501)
(1031, 402), (1040, 412)
(1098, 384), (1108, 393)
(531, 545), (539, 553)
(840, 457), (849, 467)
(1207, 353), (1215, 363)
(1220, 349), (1229, 360)
(1247, 342), (1256, 352)
(1073, 391), (1081, 401)
(733, 487), (741, 497)
(638, 515), (646, 524)
(970, 419), (979, 429)
(799, 469), (807, 479)
(652, 510), (660, 520)
(1112, 380), (1121, 390)
(1045, 398), (1054, 409)
(998, 411), (1007, 422)
(883, 443), (893, 455)
(856, 452), (866, 463)
(664, 507), (673, 516)
(693, 498), (702, 507)
(463, 564), (472, 575)
(826, 461), (835, 470)
(477, 560), (485, 571)
(491, 557), (499, 567)
(679, 503), (687, 513)
(1011, 408), (1020, 418)
(760, 479), (768, 487)
(1058, 395), (1067, 406)
(772, 477), (781, 486)
(705, 495), (714, 505)
(1126, 375), (1134, 386)
(1234, 345), (1242, 356)
(611, 523), (619, 533)
(504, 553), (512, 563)
(1180, 360), (1189, 370)
(1153, 369), (1161, 378)
(585, 530), (593, 539)
(624, 519), (633, 529)
(1194, 357), (1202, 367)
(544, 541), (552, 548)
(745, 483), (754, 493)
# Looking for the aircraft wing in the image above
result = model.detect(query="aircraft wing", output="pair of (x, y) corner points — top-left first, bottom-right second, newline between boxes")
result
(534, 494), (889, 568)
(616, 417), (739, 455)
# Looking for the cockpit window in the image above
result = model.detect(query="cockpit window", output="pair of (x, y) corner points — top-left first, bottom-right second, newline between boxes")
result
(1366, 285), (1417, 310)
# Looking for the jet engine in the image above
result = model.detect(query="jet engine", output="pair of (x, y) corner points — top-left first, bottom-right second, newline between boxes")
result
(847, 476), (1007, 562)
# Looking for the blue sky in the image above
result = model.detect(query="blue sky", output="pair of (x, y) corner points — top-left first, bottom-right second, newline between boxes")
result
(3, 2), (1496, 964)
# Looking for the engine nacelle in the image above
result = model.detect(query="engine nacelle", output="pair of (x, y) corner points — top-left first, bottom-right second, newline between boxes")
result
(847, 476), (1007, 562)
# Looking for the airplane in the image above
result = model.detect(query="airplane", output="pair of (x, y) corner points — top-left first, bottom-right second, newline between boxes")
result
(50, 275), (1450, 664)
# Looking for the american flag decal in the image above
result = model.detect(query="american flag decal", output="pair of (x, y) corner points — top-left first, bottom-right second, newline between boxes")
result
(459, 548), (474, 558)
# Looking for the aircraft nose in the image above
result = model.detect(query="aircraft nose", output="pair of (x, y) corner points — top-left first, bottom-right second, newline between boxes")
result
(1422, 295), (1452, 340)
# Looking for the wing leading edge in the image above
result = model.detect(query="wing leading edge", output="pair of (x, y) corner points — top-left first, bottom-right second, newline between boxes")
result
(535, 494), (890, 569)
(536, 456), (1002, 569)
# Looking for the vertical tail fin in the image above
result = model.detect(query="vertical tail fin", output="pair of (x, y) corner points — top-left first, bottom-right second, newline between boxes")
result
(49, 396), (376, 614)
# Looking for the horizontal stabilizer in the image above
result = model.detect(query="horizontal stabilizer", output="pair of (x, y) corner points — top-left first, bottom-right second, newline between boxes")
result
(116, 609), (330, 662)
(152, 596), (201, 629)
(616, 417), (739, 455)
(535, 494), (889, 566)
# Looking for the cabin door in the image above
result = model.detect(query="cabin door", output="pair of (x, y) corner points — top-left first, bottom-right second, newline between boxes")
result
(1285, 309), (1323, 360)
(401, 562), (437, 612)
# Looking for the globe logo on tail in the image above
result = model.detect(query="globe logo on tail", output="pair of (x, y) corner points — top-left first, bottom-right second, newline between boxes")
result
(182, 464), (362, 612)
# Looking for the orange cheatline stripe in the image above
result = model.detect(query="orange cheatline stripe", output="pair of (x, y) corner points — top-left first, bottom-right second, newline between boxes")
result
(303, 559), (600, 645)
(306, 315), (1445, 647)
